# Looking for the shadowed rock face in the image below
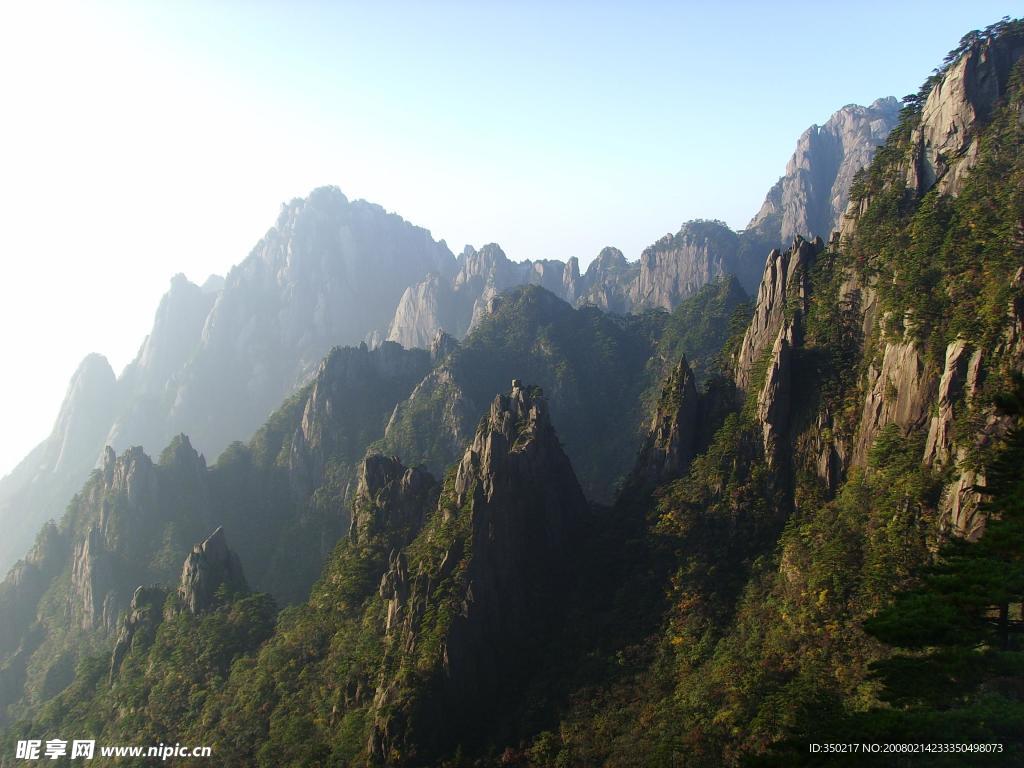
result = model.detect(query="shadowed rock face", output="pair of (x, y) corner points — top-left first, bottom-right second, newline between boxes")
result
(370, 382), (588, 762)
(632, 357), (700, 488)
(348, 455), (437, 548)
(177, 527), (247, 614)
(734, 235), (823, 393)
(108, 586), (167, 681)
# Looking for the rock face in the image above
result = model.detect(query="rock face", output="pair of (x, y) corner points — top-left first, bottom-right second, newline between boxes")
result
(108, 586), (167, 680)
(177, 527), (247, 615)
(756, 322), (795, 470)
(0, 523), (67, 658)
(924, 339), (982, 467)
(0, 354), (117, 577)
(383, 221), (763, 349)
(853, 336), (937, 467)
(287, 342), (432, 499)
(632, 357), (700, 487)
(634, 221), (754, 309)
(908, 34), (1024, 196)
(386, 243), (587, 349)
(747, 98), (900, 245)
(576, 247), (637, 312)
(348, 456), (437, 547)
(735, 236), (822, 392)
(370, 383), (588, 762)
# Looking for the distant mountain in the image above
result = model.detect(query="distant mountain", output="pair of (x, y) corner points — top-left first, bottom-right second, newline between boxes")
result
(383, 220), (757, 349)
(745, 97), (901, 246)
(0, 188), (454, 573)
(0, 99), (897, 576)
(382, 100), (899, 349)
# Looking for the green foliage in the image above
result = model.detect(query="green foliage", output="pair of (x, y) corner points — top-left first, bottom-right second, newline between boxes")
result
(379, 280), (747, 504)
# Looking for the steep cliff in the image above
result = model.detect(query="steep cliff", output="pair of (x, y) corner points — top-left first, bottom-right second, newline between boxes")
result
(630, 356), (700, 488)
(747, 97), (900, 246)
(633, 220), (754, 309)
(370, 382), (589, 763)
(0, 355), (116, 577)
(176, 527), (247, 615)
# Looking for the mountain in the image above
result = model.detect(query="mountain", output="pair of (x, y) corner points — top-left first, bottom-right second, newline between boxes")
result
(0, 188), (454, 574)
(0, 97), (896, 581)
(376, 277), (747, 502)
(8, 383), (592, 767)
(745, 97), (901, 247)
(381, 99), (900, 350)
(0, 340), (432, 722)
(0, 274), (745, 727)
(3, 17), (1018, 765)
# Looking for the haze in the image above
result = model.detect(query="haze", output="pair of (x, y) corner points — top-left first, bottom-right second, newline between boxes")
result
(0, 0), (1011, 479)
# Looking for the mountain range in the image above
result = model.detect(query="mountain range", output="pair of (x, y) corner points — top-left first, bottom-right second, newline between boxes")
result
(1, 16), (1022, 767)
(0, 96), (899, 576)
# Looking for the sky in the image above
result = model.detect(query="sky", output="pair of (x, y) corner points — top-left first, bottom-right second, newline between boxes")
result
(0, 0), (1014, 479)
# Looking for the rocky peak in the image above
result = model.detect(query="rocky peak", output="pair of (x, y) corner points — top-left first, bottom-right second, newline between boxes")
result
(99, 446), (157, 507)
(584, 247), (630, 280)
(430, 330), (458, 363)
(455, 243), (511, 290)
(747, 98), (900, 245)
(631, 356), (700, 487)
(633, 220), (745, 311)
(200, 274), (225, 293)
(349, 455), (437, 547)
(177, 527), (247, 614)
(158, 433), (206, 472)
(108, 585), (167, 681)
(372, 382), (587, 759)
(454, 381), (582, 512)
(47, 354), (117, 477)
(735, 235), (823, 392)
(908, 30), (1024, 196)
(576, 247), (638, 313)
(127, 274), (218, 396)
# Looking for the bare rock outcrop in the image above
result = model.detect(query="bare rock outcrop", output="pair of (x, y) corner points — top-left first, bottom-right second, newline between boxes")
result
(908, 33), (1024, 197)
(924, 339), (983, 467)
(748, 98), (900, 246)
(631, 357), (700, 487)
(177, 527), (247, 615)
(852, 335), (937, 468)
(349, 456), (437, 547)
(735, 236), (822, 392)
(108, 586), (167, 681)
(631, 221), (748, 310)
(756, 321), (795, 470)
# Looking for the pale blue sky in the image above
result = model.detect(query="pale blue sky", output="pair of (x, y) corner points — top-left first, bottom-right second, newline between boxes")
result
(0, 0), (1015, 477)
